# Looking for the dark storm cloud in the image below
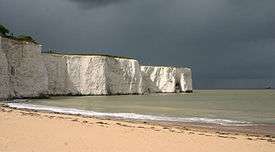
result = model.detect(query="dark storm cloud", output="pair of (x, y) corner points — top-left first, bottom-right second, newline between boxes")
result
(0, 0), (274, 89)
(68, 0), (129, 9)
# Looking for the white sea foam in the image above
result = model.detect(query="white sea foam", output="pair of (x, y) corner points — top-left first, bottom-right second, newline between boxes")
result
(6, 103), (251, 126)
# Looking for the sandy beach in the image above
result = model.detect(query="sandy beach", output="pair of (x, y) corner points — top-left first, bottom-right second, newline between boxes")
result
(0, 106), (274, 152)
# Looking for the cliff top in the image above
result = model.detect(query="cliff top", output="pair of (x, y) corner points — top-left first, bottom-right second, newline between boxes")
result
(42, 51), (135, 60)
(141, 65), (191, 69)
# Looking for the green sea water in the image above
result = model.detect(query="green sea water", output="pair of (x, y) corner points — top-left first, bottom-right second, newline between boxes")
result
(14, 90), (275, 125)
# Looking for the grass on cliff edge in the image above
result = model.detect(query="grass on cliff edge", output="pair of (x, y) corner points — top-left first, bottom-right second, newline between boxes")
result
(5, 35), (38, 44)
(42, 51), (134, 60)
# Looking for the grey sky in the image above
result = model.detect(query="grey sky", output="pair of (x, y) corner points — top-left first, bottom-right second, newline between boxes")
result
(0, 0), (274, 89)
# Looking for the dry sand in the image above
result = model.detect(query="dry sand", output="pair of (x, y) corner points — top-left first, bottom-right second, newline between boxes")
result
(0, 106), (274, 152)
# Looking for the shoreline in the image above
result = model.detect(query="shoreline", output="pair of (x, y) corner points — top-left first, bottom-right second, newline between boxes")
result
(1, 104), (275, 141)
(2, 103), (275, 137)
(1, 105), (274, 152)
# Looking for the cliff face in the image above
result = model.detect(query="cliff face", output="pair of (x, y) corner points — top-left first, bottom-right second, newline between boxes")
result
(0, 38), (11, 99)
(0, 36), (192, 100)
(43, 54), (108, 95)
(176, 68), (193, 92)
(41, 54), (68, 95)
(66, 55), (108, 95)
(141, 66), (176, 93)
(43, 54), (143, 95)
(141, 66), (193, 93)
(0, 37), (48, 99)
(105, 57), (143, 94)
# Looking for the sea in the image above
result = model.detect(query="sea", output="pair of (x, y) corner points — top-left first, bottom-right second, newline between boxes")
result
(5, 90), (275, 129)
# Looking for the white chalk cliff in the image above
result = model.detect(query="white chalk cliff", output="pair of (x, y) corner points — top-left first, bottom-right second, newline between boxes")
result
(141, 66), (192, 93)
(0, 36), (192, 100)
(42, 53), (143, 95)
(176, 67), (193, 92)
(0, 37), (48, 99)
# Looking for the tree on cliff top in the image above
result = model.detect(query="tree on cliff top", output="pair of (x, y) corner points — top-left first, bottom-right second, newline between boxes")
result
(0, 24), (10, 37)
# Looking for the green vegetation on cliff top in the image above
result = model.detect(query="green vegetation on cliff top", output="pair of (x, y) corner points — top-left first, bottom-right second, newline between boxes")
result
(0, 24), (37, 44)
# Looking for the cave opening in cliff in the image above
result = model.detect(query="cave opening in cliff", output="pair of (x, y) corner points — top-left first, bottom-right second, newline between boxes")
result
(175, 82), (181, 93)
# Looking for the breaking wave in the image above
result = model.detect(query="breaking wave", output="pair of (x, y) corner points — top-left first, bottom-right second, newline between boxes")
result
(6, 103), (251, 126)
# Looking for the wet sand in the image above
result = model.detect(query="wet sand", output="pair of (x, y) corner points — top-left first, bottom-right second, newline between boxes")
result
(0, 106), (274, 152)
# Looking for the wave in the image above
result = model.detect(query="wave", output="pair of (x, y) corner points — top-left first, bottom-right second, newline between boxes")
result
(6, 103), (251, 126)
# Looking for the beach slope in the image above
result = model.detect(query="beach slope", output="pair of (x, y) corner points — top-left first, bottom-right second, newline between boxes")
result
(0, 107), (274, 152)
